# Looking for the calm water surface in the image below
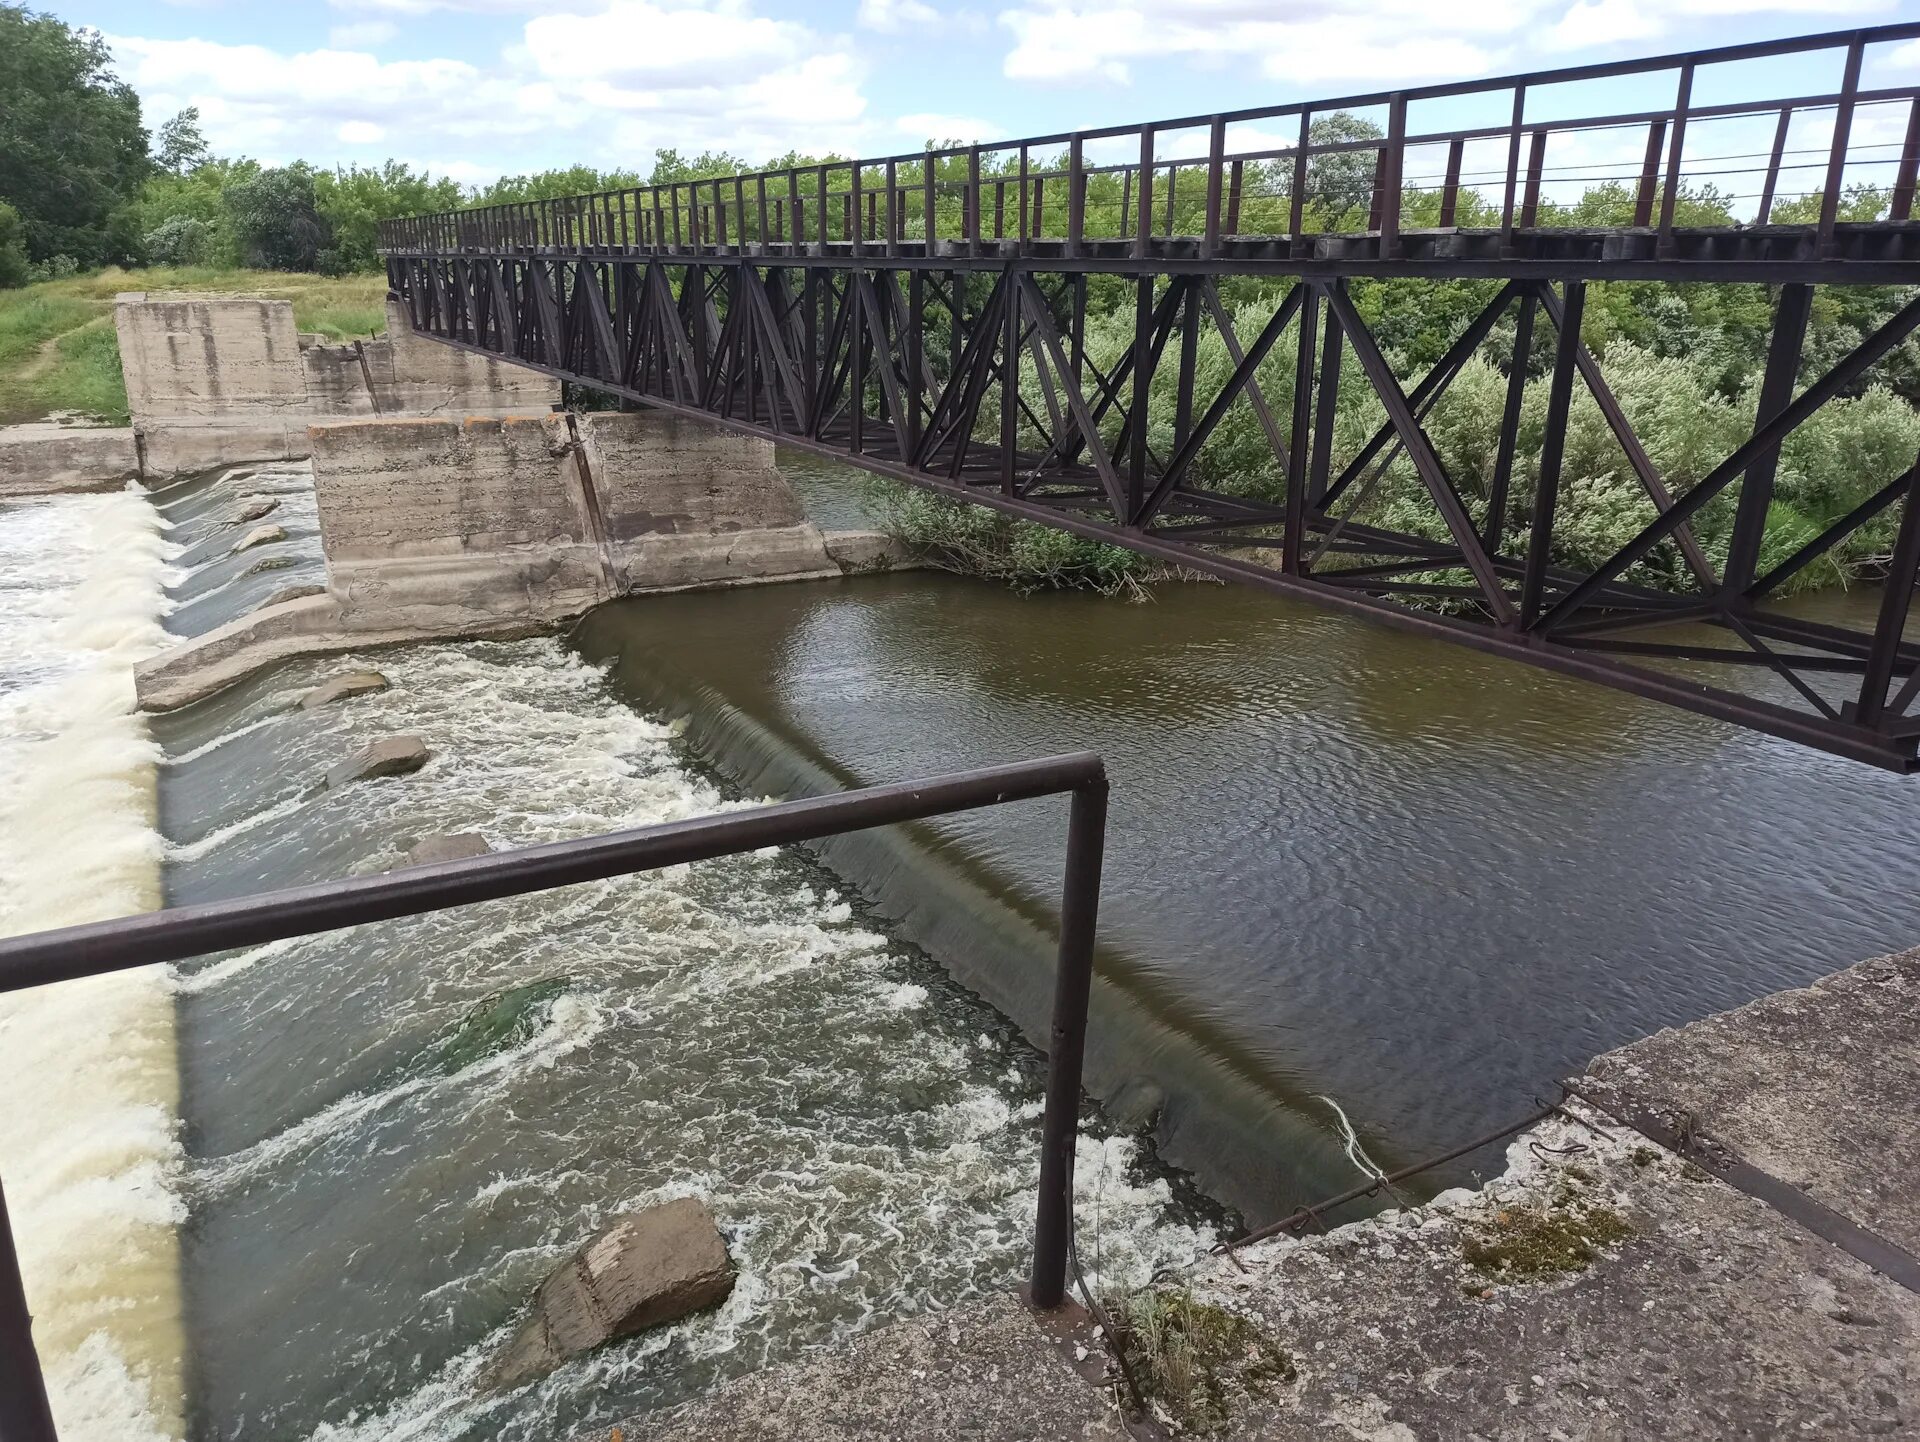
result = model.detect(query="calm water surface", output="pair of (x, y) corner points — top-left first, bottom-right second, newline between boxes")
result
(575, 568), (1920, 1215)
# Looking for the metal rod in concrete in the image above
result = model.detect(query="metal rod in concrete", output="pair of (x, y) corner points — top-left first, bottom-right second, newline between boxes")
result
(0, 1173), (57, 1442)
(1031, 777), (1109, 1308)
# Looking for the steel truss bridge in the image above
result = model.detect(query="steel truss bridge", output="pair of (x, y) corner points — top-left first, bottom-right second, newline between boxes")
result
(383, 25), (1920, 770)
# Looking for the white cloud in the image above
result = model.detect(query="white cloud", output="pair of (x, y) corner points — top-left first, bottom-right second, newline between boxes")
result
(105, 32), (570, 167)
(859, 0), (941, 30)
(997, 0), (1893, 89)
(895, 111), (997, 143)
(327, 20), (398, 47)
(522, 2), (814, 85)
(1546, 0), (1662, 50)
(102, 3), (910, 178)
(996, 0), (1540, 87)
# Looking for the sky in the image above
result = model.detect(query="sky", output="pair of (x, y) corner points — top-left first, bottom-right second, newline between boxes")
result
(38, 0), (1920, 193)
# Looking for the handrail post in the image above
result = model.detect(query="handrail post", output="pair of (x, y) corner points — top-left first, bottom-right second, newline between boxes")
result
(1029, 775), (1108, 1310)
(1203, 114), (1225, 257)
(1379, 93), (1406, 257)
(1134, 127), (1155, 260)
(1289, 109), (1311, 256)
(1500, 84), (1527, 254)
(1066, 134), (1085, 258)
(0, 1173), (58, 1442)
(967, 146), (983, 257)
(1818, 33), (1866, 254)
(1756, 106), (1793, 224)
(885, 159), (899, 258)
(1656, 62), (1694, 255)
(1894, 98), (1920, 223)
(922, 150), (937, 255)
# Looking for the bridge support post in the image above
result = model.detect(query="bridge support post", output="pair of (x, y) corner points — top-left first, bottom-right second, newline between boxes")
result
(1724, 284), (1813, 596)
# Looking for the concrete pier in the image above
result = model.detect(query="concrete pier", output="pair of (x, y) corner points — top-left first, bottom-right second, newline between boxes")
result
(607, 946), (1920, 1440)
(133, 410), (905, 710)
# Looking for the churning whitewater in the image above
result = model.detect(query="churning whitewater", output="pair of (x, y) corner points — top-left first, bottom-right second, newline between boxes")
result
(0, 485), (185, 1440)
(0, 461), (1206, 1441)
(157, 633), (1212, 1442)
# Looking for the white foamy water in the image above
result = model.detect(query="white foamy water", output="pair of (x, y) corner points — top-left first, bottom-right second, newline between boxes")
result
(0, 487), (185, 1441)
(158, 637), (1216, 1440)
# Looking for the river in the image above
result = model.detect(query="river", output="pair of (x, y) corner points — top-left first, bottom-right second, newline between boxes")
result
(4, 454), (1918, 1438)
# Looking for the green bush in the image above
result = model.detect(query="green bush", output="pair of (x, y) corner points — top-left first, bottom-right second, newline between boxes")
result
(225, 166), (333, 272)
(859, 474), (1159, 592)
(143, 215), (214, 267)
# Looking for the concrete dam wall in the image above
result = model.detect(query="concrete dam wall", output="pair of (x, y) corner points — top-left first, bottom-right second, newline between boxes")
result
(115, 293), (557, 481)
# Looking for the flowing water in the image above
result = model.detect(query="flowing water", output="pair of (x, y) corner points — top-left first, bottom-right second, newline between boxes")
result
(6, 462), (1211, 1441)
(0, 485), (182, 1439)
(10, 451), (1920, 1438)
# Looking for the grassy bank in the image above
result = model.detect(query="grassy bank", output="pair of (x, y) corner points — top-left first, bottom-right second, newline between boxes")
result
(0, 267), (387, 425)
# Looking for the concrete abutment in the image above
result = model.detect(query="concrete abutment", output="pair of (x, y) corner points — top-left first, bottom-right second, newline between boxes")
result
(134, 409), (908, 710)
(0, 288), (911, 707)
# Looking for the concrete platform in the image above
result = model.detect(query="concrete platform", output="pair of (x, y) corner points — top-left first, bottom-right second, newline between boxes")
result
(0, 420), (138, 496)
(616, 1294), (1126, 1442)
(597, 946), (1920, 1440)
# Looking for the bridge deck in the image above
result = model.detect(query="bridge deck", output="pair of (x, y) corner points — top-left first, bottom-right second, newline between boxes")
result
(382, 24), (1920, 770)
(384, 220), (1920, 283)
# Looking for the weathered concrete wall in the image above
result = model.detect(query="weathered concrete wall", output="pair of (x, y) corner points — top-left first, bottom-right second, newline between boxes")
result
(313, 413), (614, 633)
(0, 422), (140, 497)
(132, 408), (891, 709)
(314, 409), (838, 632)
(113, 292), (557, 480)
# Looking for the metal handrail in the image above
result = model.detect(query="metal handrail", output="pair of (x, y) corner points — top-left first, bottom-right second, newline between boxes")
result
(0, 753), (1110, 1441)
(378, 23), (1920, 257)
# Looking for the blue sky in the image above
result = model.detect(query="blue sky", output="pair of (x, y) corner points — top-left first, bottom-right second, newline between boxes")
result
(39, 0), (1920, 193)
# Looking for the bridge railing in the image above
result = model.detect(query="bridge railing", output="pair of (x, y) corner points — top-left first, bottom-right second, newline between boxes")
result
(0, 754), (1111, 1442)
(382, 24), (1920, 261)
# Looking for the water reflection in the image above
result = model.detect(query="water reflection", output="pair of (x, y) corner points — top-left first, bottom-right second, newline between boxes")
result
(576, 570), (1920, 1215)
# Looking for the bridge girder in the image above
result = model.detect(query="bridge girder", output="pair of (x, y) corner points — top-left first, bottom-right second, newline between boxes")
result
(385, 246), (1920, 771)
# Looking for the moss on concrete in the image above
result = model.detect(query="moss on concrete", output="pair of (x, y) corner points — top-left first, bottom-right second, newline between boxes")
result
(1461, 1199), (1633, 1280)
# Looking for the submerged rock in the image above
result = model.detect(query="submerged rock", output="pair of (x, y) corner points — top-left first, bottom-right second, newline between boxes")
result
(230, 523), (288, 555)
(422, 976), (568, 1075)
(405, 831), (490, 867)
(323, 734), (428, 788)
(255, 583), (326, 612)
(228, 497), (280, 525)
(300, 671), (389, 710)
(484, 1198), (736, 1392)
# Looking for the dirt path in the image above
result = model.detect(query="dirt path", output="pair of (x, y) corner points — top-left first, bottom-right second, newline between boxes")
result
(15, 312), (109, 383)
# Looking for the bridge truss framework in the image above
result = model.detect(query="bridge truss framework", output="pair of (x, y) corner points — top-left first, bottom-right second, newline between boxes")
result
(383, 25), (1920, 771)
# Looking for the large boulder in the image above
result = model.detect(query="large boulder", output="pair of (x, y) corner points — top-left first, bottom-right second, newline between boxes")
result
(230, 523), (287, 555)
(484, 1198), (735, 1392)
(406, 832), (490, 866)
(300, 671), (389, 710)
(324, 735), (429, 789)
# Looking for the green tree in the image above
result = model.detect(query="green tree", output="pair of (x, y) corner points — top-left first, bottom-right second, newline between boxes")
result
(313, 162), (466, 272)
(473, 166), (646, 206)
(155, 106), (210, 175)
(224, 165), (333, 271)
(0, 4), (149, 266)
(0, 200), (29, 288)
